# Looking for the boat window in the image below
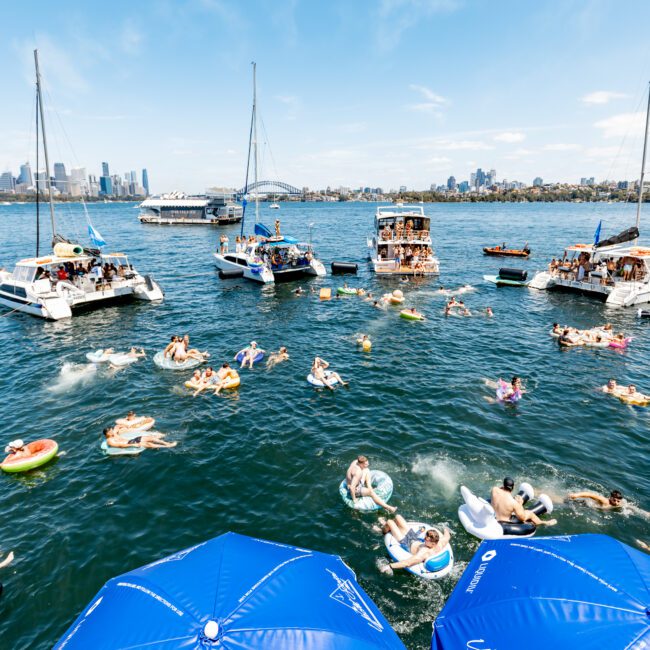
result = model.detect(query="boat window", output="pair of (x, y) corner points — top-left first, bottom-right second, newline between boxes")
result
(0, 284), (27, 298)
(12, 265), (36, 283)
(224, 255), (248, 267)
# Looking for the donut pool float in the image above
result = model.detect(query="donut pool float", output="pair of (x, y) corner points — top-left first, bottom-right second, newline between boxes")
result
(1, 439), (58, 473)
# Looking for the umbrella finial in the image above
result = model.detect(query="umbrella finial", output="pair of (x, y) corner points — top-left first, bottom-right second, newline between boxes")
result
(203, 620), (220, 640)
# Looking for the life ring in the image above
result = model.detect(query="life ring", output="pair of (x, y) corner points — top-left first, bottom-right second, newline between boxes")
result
(583, 339), (610, 349)
(307, 370), (339, 388)
(496, 379), (521, 403)
(457, 484), (553, 540)
(115, 416), (155, 432)
(235, 350), (264, 365)
(383, 522), (454, 580)
(86, 349), (111, 363)
(1, 439), (58, 473)
(548, 329), (561, 339)
(400, 309), (425, 321)
(222, 376), (240, 390)
(153, 351), (202, 370)
(339, 470), (393, 511)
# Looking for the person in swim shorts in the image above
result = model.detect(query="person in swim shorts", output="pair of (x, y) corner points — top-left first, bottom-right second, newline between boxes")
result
(312, 357), (348, 390)
(103, 427), (177, 449)
(266, 347), (289, 369)
(378, 515), (450, 574)
(491, 477), (557, 527)
(346, 455), (396, 512)
(213, 363), (239, 395)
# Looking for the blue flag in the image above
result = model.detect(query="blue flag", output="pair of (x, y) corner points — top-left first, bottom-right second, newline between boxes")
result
(88, 224), (106, 248)
(594, 220), (602, 245)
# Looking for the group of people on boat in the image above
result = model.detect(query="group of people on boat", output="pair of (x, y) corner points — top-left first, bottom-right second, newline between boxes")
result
(376, 244), (433, 274)
(35, 259), (128, 291)
(550, 322), (629, 348)
(380, 220), (429, 242)
(547, 253), (646, 285)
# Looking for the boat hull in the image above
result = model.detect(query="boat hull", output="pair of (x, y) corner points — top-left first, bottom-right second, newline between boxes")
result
(483, 248), (530, 257)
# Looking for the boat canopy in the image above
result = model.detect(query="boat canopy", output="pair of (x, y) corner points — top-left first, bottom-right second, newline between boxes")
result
(263, 236), (300, 246)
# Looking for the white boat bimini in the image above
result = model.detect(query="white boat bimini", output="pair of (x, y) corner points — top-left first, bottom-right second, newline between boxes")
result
(0, 50), (163, 321)
(367, 203), (439, 275)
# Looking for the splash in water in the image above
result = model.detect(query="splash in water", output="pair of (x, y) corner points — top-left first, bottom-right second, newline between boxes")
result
(48, 362), (97, 393)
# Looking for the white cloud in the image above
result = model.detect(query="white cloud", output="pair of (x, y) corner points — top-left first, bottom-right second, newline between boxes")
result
(594, 112), (646, 138)
(543, 143), (582, 151)
(120, 20), (144, 55)
(584, 146), (622, 159)
(406, 84), (449, 114)
(433, 139), (493, 151)
(275, 95), (301, 121)
(581, 91), (628, 105)
(503, 148), (534, 160)
(493, 132), (526, 143)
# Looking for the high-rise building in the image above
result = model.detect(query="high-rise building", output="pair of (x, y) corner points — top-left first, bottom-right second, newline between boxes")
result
(100, 175), (113, 196)
(447, 176), (457, 191)
(102, 162), (110, 177)
(18, 162), (33, 187)
(0, 171), (15, 191)
(53, 162), (68, 193)
(399, 185), (407, 193)
(475, 168), (486, 188)
(459, 180), (470, 193)
(533, 177), (543, 187)
(470, 172), (476, 188)
(142, 168), (149, 196)
(487, 169), (496, 186)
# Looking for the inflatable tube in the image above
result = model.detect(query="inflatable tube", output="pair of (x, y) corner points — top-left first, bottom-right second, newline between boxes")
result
(457, 484), (553, 540)
(548, 330), (561, 339)
(1, 439), (58, 473)
(235, 350), (264, 365)
(222, 376), (240, 390)
(86, 349), (111, 363)
(339, 470), (393, 511)
(498, 268), (528, 282)
(331, 261), (358, 275)
(400, 309), (425, 321)
(53, 242), (83, 257)
(609, 338), (631, 350)
(101, 431), (151, 456)
(384, 523), (454, 580)
(618, 393), (650, 406)
(638, 309), (650, 318)
(108, 353), (139, 367)
(115, 416), (155, 432)
(184, 380), (202, 390)
(153, 351), (201, 370)
(219, 269), (244, 279)
(337, 287), (358, 296)
(496, 379), (521, 403)
(362, 340), (372, 352)
(307, 370), (339, 388)
(583, 339), (610, 349)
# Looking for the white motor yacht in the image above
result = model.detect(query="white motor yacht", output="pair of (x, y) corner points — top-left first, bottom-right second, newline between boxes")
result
(0, 50), (163, 321)
(367, 203), (439, 274)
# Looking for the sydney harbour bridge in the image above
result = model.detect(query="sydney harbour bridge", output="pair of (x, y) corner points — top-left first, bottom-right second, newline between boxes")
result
(235, 180), (302, 200)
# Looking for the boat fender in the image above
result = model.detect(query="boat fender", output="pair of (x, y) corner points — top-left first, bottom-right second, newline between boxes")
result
(331, 261), (358, 275)
(498, 268), (528, 282)
(219, 269), (245, 280)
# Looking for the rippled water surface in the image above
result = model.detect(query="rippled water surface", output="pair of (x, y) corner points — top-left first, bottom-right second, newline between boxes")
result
(1, 201), (649, 649)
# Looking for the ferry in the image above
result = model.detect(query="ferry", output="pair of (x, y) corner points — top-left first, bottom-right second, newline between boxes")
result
(367, 203), (439, 274)
(139, 190), (242, 225)
(0, 49), (163, 321)
(529, 82), (650, 308)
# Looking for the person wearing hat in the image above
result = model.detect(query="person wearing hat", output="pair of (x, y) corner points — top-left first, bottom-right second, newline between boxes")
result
(491, 477), (557, 527)
(4, 440), (31, 460)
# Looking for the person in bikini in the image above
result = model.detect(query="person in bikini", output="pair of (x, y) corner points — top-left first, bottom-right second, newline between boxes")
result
(378, 515), (451, 575)
(491, 477), (557, 527)
(103, 426), (177, 449)
(345, 455), (396, 513)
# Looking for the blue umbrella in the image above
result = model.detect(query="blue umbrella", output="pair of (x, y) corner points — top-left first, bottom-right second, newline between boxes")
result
(55, 532), (405, 649)
(432, 534), (650, 650)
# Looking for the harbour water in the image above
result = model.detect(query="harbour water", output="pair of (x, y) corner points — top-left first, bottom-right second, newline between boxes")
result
(0, 201), (649, 649)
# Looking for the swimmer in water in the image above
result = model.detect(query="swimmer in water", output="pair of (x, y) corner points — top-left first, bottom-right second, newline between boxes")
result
(266, 346), (289, 369)
(568, 489), (624, 509)
(213, 363), (239, 395)
(486, 307), (493, 317)
(601, 379), (621, 394)
(0, 550), (14, 569)
(103, 427), (177, 449)
(294, 287), (305, 295)
(186, 369), (203, 390)
(236, 341), (265, 369)
(501, 376), (524, 400)
(346, 455), (396, 513)
(312, 357), (348, 390)
(492, 477), (557, 527)
(115, 411), (154, 431)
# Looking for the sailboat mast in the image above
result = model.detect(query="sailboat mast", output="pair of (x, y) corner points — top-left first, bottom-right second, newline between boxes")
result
(636, 82), (650, 235)
(34, 49), (56, 242)
(253, 62), (259, 224)
(35, 87), (40, 257)
(240, 63), (256, 237)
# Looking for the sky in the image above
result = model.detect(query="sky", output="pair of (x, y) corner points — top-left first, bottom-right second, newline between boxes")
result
(2, 0), (650, 193)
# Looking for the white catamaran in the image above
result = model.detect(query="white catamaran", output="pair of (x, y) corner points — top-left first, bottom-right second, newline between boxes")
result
(529, 82), (650, 308)
(214, 62), (325, 284)
(0, 50), (163, 321)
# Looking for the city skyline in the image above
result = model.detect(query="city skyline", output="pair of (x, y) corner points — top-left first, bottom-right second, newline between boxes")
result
(1, 1), (650, 193)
